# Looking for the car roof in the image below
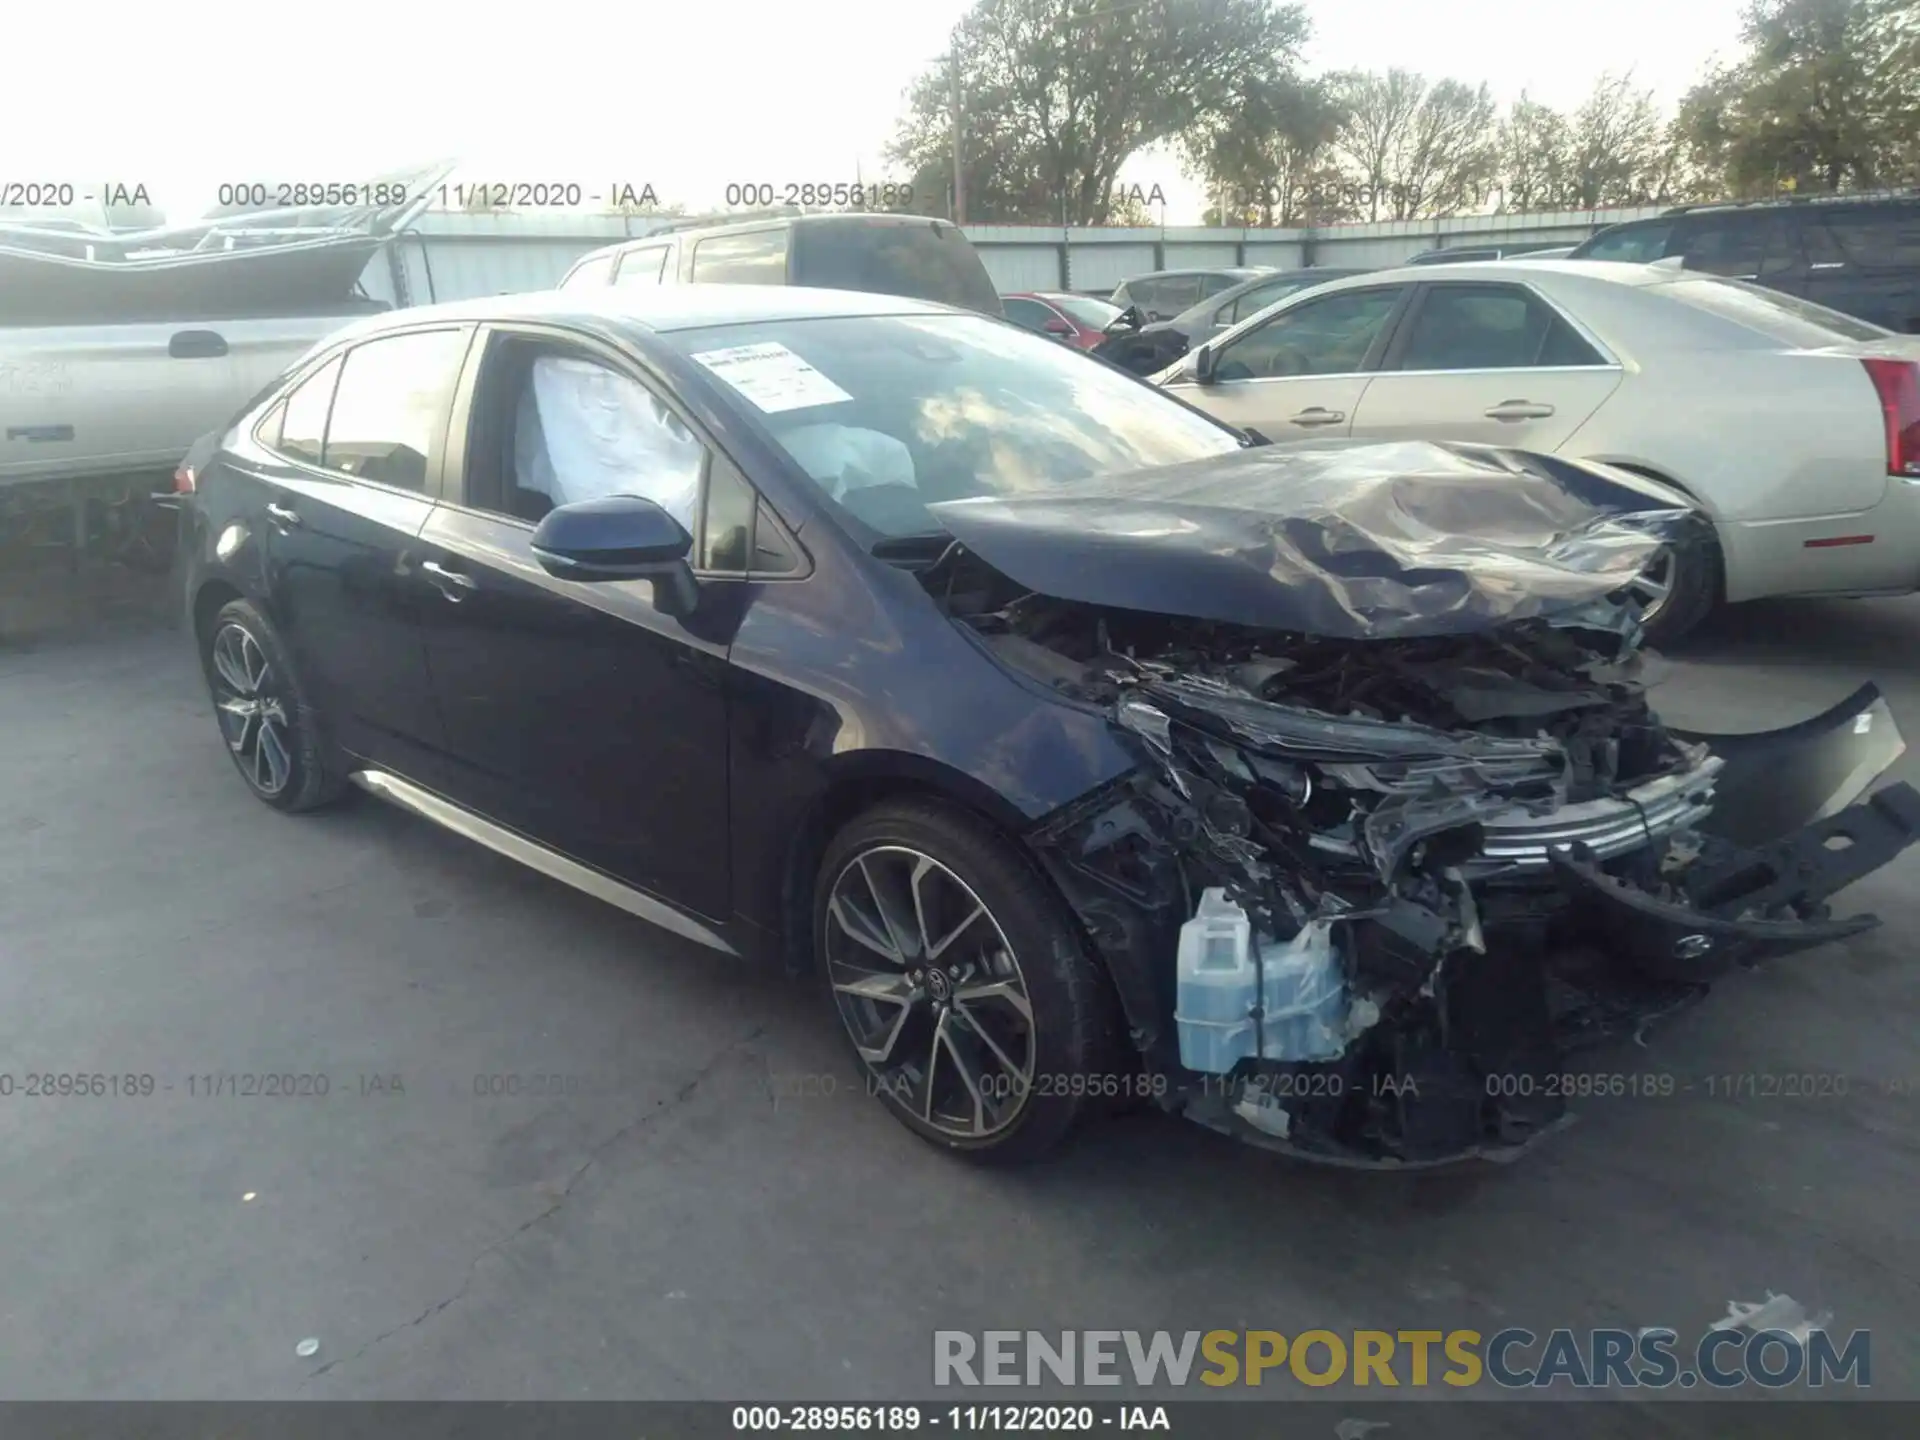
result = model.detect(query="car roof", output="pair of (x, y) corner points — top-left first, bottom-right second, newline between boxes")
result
(572, 212), (958, 266)
(1122, 267), (1270, 282)
(1291, 258), (1686, 292)
(322, 284), (961, 343)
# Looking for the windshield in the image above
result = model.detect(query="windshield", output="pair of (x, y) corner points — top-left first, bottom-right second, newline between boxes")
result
(790, 221), (1004, 317)
(1050, 294), (1123, 328)
(670, 313), (1243, 538)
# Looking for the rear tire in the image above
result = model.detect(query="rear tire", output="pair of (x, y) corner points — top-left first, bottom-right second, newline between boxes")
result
(814, 799), (1110, 1164)
(199, 598), (347, 813)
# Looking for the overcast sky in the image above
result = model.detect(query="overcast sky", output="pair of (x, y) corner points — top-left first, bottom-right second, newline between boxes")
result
(6, 0), (1749, 225)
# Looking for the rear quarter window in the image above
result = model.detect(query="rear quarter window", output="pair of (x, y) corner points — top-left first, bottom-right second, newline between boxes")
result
(1808, 206), (1920, 268)
(790, 220), (1002, 315)
(690, 228), (790, 284)
(1662, 277), (1890, 346)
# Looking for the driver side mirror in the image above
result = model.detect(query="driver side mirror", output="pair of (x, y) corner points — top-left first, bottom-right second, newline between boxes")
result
(530, 493), (701, 618)
(1192, 343), (1217, 385)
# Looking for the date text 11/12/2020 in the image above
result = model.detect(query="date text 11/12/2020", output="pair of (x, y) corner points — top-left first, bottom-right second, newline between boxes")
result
(0, 1073), (404, 1098)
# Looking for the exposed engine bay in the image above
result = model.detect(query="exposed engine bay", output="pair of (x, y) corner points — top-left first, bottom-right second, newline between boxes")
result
(911, 537), (1920, 1167)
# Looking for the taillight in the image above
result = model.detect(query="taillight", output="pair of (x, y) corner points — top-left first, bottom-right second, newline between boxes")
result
(172, 463), (196, 494)
(1861, 358), (1920, 478)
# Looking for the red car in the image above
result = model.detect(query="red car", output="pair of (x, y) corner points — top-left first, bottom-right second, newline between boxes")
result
(1000, 291), (1126, 350)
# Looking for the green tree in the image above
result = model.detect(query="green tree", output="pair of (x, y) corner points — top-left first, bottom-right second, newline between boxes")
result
(888, 0), (1314, 226)
(1676, 0), (1920, 195)
(1181, 73), (1349, 226)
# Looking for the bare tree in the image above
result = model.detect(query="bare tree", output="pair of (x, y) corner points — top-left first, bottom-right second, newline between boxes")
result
(1328, 69), (1426, 221)
(1395, 80), (1500, 217)
(1565, 72), (1669, 207)
(1500, 94), (1574, 211)
(1328, 70), (1497, 219)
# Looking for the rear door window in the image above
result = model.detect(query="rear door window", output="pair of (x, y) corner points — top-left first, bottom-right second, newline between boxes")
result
(1151, 275), (1204, 312)
(1228, 277), (1309, 323)
(1393, 284), (1603, 370)
(790, 220), (1002, 314)
(1676, 211), (1792, 279)
(690, 228), (789, 284)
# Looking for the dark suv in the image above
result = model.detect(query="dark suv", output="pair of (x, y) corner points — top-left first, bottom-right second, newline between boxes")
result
(559, 213), (1004, 318)
(1567, 195), (1920, 334)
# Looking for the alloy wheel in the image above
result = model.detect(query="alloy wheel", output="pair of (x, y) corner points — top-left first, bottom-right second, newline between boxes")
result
(209, 622), (293, 797)
(824, 845), (1037, 1141)
(1628, 547), (1677, 625)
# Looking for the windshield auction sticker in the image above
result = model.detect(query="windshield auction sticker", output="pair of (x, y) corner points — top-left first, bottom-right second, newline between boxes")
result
(691, 341), (852, 414)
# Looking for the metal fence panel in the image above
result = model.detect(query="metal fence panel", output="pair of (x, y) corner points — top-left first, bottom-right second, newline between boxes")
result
(978, 245), (1063, 292)
(1243, 239), (1307, 268)
(1066, 243), (1158, 291)
(1161, 242), (1239, 268)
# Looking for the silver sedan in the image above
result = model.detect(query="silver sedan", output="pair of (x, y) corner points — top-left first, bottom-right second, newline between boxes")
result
(1159, 260), (1920, 642)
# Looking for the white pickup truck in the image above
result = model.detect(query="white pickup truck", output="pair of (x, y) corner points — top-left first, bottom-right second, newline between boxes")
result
(1, 302), (385, 491)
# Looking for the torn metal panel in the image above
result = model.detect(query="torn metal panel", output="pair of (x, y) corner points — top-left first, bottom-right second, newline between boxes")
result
(928, 439), (1710, 640)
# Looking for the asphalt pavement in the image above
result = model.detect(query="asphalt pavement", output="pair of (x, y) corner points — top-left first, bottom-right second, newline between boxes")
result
(1, 562), (1915, 1406)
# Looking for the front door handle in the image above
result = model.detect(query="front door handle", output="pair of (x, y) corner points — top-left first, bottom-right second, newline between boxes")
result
(1484, 400), (1556, 421)
(1288, 407), (1346, 427)
(421, 559), (477, 600)
(265, 501), (301, 528)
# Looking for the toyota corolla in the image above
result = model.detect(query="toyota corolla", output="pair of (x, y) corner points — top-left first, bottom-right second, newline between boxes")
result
(174, 285), (1920, 1167)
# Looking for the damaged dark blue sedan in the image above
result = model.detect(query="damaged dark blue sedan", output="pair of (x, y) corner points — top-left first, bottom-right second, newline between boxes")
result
(174, 286), (1920, 1167)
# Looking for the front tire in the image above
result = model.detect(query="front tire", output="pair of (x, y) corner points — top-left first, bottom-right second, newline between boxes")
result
(814, 799), (1109, 1163)
(1635, 537), (1720, 648)
(199, 598), (347, 812)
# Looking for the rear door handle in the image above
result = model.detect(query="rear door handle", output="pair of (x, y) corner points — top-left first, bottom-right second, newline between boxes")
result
(169, 330), (229, 359)
(421, 559), (477, 600)
(1288, 407), (1346, 427)
(265, 501), (301, 528)
(1484, 400), (1556, 421)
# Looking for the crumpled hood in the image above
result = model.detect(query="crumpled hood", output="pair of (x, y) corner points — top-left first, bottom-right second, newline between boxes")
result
(926, 439), (1705, 641)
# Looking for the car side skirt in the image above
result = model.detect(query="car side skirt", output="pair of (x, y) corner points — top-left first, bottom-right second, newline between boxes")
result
(348, 769), (739, 956)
